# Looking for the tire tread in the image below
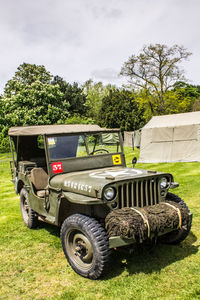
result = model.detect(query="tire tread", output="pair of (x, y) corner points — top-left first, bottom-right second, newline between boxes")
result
(60, 214), (111, 279)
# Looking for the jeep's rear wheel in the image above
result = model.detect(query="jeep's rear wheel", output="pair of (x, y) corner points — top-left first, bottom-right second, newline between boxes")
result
(20, 188), (38, 229)
(60, 214), (110, 279)
(159, 192), (192, 244)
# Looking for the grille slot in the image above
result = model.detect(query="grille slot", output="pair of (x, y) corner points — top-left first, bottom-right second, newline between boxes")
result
(117, 178), (159, 209)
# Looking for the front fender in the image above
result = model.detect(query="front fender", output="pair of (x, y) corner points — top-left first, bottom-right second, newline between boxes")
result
(16, 179), (25, 194)
(62, 191), (106, 205)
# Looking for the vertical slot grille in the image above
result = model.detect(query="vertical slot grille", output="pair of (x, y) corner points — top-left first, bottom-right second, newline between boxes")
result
(117, 178), (159, 209)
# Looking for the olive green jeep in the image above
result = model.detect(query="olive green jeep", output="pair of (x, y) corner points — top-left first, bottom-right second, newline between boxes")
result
(9, 124), (192, 279)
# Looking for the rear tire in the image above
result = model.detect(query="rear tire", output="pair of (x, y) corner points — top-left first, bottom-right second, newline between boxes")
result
(20, 188), (38, 229)
(60, 214), (110, 279)
(159, 192), (192, 244)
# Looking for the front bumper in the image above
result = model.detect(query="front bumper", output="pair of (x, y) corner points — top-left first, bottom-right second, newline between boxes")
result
(108, 212), (192, 249)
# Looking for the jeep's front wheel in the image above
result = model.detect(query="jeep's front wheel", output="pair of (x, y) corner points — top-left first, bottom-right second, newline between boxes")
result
(60, 214), (110, 279)
(20, 188), (38, 229)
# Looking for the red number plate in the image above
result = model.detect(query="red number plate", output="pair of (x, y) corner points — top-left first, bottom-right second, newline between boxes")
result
(52, 162), (63, 174)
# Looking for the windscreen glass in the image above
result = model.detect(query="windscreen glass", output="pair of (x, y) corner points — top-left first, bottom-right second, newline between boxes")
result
(47, 133), (121, 160)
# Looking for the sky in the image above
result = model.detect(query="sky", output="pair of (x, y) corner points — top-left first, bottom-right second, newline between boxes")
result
(0, 0), (200, 93)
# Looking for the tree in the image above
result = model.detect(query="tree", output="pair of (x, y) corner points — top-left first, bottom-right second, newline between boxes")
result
(3, 63), (70, 126)
(0, 63), (70, 152)
(0, 96), (4, 136)
(8, 63), (52, 87)
(51, 76), (87, 115)
(162, 91), (193, 115)
(83, 80), (113, 122)
(64, 115), (94, 125)
(172, 81), (200, 112)
(120, 44), (192, 115)
(173, 81), (200, 98)
(98, 88), (145, 131)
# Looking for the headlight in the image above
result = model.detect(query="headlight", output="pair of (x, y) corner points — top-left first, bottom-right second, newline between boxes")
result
(103, 187), (116, 201)
(159, 177), (168, 189)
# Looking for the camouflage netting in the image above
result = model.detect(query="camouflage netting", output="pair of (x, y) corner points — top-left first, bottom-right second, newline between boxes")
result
(105, 201), (190, 243)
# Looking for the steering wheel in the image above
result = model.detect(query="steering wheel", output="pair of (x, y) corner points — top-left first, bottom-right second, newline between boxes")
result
(90, 149), (109, 155)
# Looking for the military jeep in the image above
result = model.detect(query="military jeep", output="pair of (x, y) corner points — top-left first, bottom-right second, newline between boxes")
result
(9, 124), (192, 279)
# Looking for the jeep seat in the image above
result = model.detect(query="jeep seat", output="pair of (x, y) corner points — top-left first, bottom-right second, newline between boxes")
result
(30, 168), (49, 198)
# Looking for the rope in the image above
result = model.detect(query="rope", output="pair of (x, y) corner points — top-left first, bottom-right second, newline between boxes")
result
(163, 202), (182, 229)
(130, 207), (151, 238)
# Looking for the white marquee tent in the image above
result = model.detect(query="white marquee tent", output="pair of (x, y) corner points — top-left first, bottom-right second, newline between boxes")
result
(139, 111), (200, 163)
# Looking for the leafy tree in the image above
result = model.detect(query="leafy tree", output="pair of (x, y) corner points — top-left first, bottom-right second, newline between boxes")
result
(83, 80), (113, 121)
(98, 88), (145, 131)
(0, 63), (70, 152)
(0, 96), (4, 133)
(173, 81), (200, 98)
(135, 82), (200, 122)
(7, 63), (52, 87)
(52, 76), (87, 115)
(163, 91), (193, 114)
(170, 81), (200, 112)
(64, 114), (94, 125)
(120, 44), (192, 115)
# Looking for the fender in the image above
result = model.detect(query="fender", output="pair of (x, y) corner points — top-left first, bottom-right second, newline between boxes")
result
(62, 191), (106, 205)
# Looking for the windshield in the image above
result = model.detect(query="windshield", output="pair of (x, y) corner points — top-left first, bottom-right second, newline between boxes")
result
(47, 132), (121, 160)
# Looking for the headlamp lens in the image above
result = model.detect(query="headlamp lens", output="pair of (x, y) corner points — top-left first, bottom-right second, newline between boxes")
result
(160, 177), (168, 189)
(104, 187), (115, 201)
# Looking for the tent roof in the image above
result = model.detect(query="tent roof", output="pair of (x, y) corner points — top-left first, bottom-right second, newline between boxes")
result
(8, 124), (120, 136)
(144, 111), (200, 129)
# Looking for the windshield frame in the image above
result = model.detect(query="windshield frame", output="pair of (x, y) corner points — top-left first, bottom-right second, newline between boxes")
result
(44, 131), (125, 176)
(46, 131), (123, 161)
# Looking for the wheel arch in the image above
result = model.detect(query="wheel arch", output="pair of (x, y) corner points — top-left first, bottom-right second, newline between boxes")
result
(16, 179), (25, 194)
(57, 197), (110, 226)
(57, 197), (92, 226)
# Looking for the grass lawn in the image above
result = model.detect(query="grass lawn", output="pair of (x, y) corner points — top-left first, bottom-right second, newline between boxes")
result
(0, 150), (200, 300)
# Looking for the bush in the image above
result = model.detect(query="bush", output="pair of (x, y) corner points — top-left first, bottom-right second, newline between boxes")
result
(0, 136), (10, 153)
(64, 115), (95, 125)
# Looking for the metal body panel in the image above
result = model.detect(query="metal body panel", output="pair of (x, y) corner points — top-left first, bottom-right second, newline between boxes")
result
(62, 191), (105, 204)
(50, 166), (172, 206)
(48, 153), (126, 177)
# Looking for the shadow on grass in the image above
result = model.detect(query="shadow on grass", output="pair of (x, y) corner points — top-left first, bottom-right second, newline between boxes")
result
(105, 231), (199, 279)
(33, 221), (199, 280)
(36, 220), (60, 237)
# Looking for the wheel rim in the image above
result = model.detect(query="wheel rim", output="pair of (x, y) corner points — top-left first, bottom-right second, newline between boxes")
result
(65, 229), (94, 270)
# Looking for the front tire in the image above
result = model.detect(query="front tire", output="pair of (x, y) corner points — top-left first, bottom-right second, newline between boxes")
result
(20, 188), (38, 229)
(159, 192), (192, 244)
(60, 214), (110, 279)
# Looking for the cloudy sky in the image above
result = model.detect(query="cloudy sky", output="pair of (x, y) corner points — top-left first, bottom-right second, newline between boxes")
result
(0, 0), (200, 92)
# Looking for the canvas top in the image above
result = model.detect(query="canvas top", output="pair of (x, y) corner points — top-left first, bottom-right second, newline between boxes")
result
(144, 111), (200, 128)
(8, 124), (120, 136)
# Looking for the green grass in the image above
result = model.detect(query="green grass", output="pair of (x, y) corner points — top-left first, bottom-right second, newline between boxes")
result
(0, 150), (200, 300)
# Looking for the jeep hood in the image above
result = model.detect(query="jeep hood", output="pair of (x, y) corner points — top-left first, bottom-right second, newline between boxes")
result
(49, 167), (170, 199)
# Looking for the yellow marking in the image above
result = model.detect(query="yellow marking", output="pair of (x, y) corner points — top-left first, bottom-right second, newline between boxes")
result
(112, 154), (121, 165)
(48, 138), (56, 145)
